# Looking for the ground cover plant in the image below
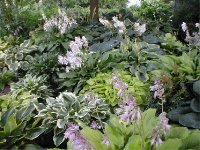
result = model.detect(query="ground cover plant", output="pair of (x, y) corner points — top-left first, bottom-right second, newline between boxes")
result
(0, 0), (199, 149)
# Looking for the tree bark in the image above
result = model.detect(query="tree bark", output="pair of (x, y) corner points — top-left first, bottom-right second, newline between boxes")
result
(90, 0), (99, 23)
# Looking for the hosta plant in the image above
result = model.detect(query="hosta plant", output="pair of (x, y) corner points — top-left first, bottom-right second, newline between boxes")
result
(167, 80), (200, 129)
(34, 91), (110, 146)
(10, 74), (52, 98)
(0, 103), (45, 149)
(80, 70), (150, 106)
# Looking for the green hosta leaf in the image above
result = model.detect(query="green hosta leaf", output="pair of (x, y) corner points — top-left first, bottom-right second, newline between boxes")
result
(81, 127), (107, 150)
(53, 132), (65, 147)
(4, 115), (17, 135)
(140, 109), (158, 138)
(180, 130), (200, 150)
(25, 127), (46, 140)
(124, 135), (142, 150)
(57, 119), (66, 129)
(23, 144), (46, 150)
(0, 108), (15, 126)
(157, 139), (182, 150)
(105, 123), (124, 148)
(166, 127), (189, 140)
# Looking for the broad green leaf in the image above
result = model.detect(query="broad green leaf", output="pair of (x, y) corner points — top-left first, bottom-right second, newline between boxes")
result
(25, 127), (46, 140)
(4, 115), (17, 135)
(124, 135), (142, 150)
(158, 139), (182, 150)
(81, 127), (107, 150)
(166, 127), (189, 140)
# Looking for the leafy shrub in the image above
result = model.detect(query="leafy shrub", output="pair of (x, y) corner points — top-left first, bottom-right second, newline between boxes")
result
(167, 80), (200, 129)
(10, 74), (52, 98)
(80, 70), (150, 106)
(0, 104), (45, 149)
(34, 91), (110, 146)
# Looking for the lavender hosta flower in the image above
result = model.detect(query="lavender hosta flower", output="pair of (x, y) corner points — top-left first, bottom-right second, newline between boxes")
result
(102, 135), (110, 146)
(159, 112), (171, 135)
(110, 73), (128, 97)
(134, 22), (146, 36)
(150, 128), (163, 147)
(90, 121), (101, 129)
(64, 123), (92, 150)
(116, 96), (141, 124)
(150, 112), (170, 147)
(58, 55), (68, 65)
(150, 79), (165, 100)
(181, 22), (188, 32)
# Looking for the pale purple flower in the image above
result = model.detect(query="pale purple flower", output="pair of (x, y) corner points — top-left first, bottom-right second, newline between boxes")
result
(195, 23), (200, 28)
(64, 123), (92, 150)
(58, 55), (68, 65)
(110, 73), (128, 98)
(150, 112), (170, 147)
(90, 121), (101, 129)
(102, 136), (110, 146)
(116, 95), (141, 124)
(58, 36), (88, 72)
(99, 18), (113, 28)
(150, 79), (165, 100)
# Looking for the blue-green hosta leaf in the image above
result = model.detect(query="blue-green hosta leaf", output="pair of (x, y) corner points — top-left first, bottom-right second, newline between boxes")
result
(190, 98), (200, 112)
(179, 113), (200, 129)
(193, 80), (200, 95)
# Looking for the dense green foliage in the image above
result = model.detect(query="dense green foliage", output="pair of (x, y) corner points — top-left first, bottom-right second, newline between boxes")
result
(0, 0), (199, 149)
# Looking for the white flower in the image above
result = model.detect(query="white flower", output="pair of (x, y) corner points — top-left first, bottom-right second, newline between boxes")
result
(195, 23), (200, 28)
(127, 0), (141, 8)
(134, 22), (146, 36)
(99, 18), (112, 28)
(112, 16), (126, 34)
(43, 9), (77, 34)
(181, 22), (188, 32)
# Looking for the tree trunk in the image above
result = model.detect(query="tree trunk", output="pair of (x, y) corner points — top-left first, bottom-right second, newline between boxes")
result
(90, 0), (99, 23)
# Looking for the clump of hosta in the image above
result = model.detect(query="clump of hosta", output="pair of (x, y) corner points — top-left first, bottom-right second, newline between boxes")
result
(34, 91), (110, 146)
(181, 22), (200, 48)
(43, 8), (77, 34)
(150, 112), (171, 147)
(58, 36), (88, 72)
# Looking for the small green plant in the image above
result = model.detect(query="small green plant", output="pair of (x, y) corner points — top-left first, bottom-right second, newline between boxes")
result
(81, 70), (150, 106)
(34, 91), (110, 146)
(10, 74), (52, 98)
